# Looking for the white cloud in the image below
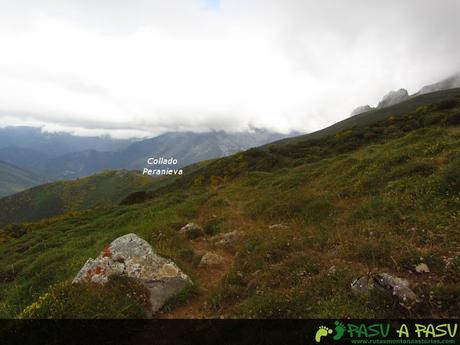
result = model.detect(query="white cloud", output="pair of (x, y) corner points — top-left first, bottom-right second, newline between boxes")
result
(0, 0), (459, 138)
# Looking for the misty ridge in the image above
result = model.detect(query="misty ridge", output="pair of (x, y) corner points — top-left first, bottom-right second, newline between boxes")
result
(350, 73), (460, 116)
(1, 72), (459, 198)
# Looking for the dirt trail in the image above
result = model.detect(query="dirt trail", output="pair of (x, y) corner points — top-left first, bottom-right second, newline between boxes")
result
(159, 198), (264, 318)
(158, 237), (234, 318)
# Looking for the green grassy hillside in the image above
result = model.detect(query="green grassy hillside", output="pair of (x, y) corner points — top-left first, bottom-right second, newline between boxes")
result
(0, 161), (43, 198)
(0, 170), (155, 226)
(0, 91), (459, 319)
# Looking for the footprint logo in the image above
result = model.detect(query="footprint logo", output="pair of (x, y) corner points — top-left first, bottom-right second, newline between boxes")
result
(315, 326), (333, 343)
(333, 321), (346, 341)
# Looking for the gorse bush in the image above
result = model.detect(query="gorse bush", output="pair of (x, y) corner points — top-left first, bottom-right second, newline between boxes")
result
(248, 193), (333, 224)
(445, 111), (460, 125)
(439, 157), (460, 196)
(435, 98), (457, 110)
(20, 276), (151, 319)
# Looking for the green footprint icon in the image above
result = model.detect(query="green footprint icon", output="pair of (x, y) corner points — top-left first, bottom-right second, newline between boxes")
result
(315, 326), (333, 343)
(333, 321), (346, 340)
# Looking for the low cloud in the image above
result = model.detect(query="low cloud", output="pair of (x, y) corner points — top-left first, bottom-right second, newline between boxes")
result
(0, 0), (459, 138)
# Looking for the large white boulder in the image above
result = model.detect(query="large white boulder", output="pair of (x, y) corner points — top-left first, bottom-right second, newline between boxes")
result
(73, 233), (191, 313)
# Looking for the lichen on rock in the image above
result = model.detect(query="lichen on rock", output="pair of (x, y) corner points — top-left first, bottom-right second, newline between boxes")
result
(73, 233), (192, 314)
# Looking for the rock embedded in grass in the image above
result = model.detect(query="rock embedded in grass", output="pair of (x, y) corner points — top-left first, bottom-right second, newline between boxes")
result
(373, 273), (417, 307)
(179, 223), (205, 239)
(73, 233), (192, 314)
(415, 263), (430, 273)
(268, 223), (288, 230)
(351, 276), (372, 295)
(210, 230), (240, 247)
(351, 273), (417, 307)
(199, 252), (225, 267)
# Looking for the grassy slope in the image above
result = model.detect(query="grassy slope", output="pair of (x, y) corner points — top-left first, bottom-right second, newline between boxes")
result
(0, 170), (155, 226)
(0, 161), (43, 198)
(0, 92), (459, 318)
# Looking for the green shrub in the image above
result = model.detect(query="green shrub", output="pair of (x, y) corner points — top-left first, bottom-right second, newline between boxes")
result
(445, 111), (460, 126)
(390, 161), (437, 179)
(120, 191), (148, 205)
(435, 99), (457, 110)
(444, 256), (460, 283)
(161, 284), (198, 312)
(178, 249), (202, 267)
(20, 276), (151, 319)
(1, 224), (27, 238)
(348, 197), (401, 224)
(249, 193), (333, 224)
(203, 218), (225, 236)
(439, 157), (460, 196)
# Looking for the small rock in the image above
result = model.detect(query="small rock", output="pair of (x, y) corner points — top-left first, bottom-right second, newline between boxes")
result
(210, 230), (240, 247)
(352, 273), (417, 307)
(351, 276), (372, 295)
(199, 252), (225, 268)
(373, 273), (417, 306)
(179, 223), (204, 239)
(268, 223), (288, 230)
(328, 265), (337, 276)
(415, 263), (430, 273)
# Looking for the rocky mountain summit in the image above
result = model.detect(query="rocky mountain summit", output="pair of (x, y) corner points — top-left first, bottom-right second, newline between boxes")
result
(73, 233), (191, 314)
(350, 105), (373, 116)
(377, 88), (409, 108)
(350, 88), (410, 116)
(350, 73), (460, 116)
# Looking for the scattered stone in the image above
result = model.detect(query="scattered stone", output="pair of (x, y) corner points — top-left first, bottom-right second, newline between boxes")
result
(351, 273), (417, 307)
(73, 233), (192, 314)
(373, 273), (417, 306)
(179, 223), (205, 239)
(268, 223), (288, 230)
(351, 276), (372, 295)
(210, 230), (240, 247)
(199, 252), (225, 268)
(328, 265), (337, 276)
(415, 263), (430, 274)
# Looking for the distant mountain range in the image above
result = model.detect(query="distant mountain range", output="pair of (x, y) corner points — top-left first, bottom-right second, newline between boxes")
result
(350, 72), (460, 116)
(0, 128), (294, 197)
(0, 126), (133, 158)
(0, 161), (44, 198)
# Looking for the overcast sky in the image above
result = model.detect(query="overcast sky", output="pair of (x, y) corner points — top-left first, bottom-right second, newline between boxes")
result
(0, 0), (459, 138)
